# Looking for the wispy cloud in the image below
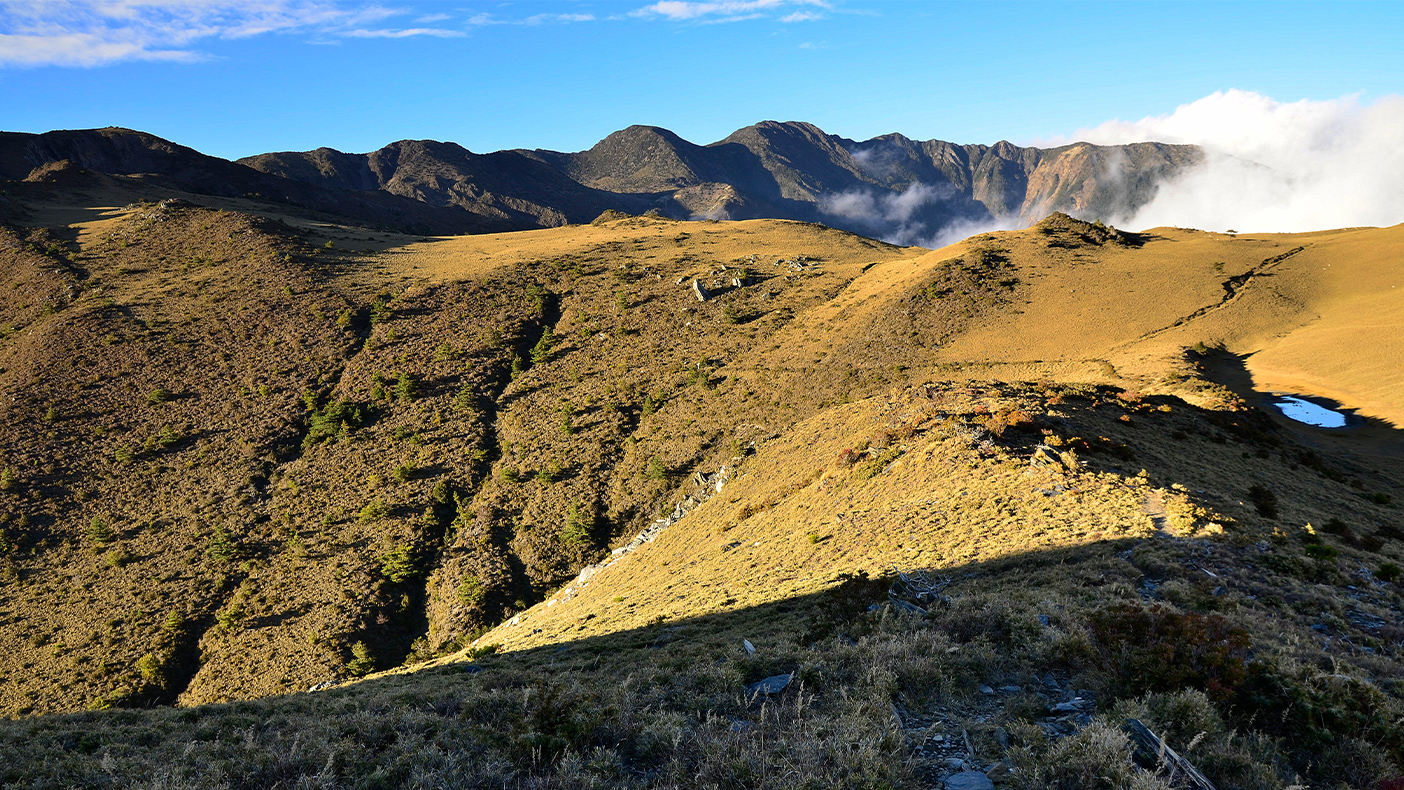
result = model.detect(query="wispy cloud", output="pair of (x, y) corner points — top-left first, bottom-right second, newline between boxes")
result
(632, 0), (827, 22)
(0, 0), (465, 67)
(522, 12), (596, 24)
(415, 12), (449, 23)
(345, 27), (465, 38)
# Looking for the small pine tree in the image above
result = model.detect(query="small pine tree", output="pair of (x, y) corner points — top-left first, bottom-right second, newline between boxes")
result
(358, 499), (390, 523)
(646, 457), (667, 481)
(431, 479), (452, 505)
(336, 309), (354, 328)
(215, 601), (245, 631)
(559, 402), (574, 435)
(135, 653), (163, 684)
(457, 576), (485, 606)
(0, 467), (16, 491)
(147, 388), (171, 404)
(561, 502), (593, 546)
(395, 372), (417, 401)
(535, 462), (562, 484)
(530, 327), (556, 365)
(205, 524), (239, 562)
(347, 640), (375, 675)
(509, 356), (525, 380)
(454, 384), (478, 413)
(162, 611), (184, 633)
(87, 516), (114, 547)
(379, 544), (421, 583)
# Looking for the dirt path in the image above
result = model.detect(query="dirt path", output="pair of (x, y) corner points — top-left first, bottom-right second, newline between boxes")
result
(1141, 490), (1172, 537)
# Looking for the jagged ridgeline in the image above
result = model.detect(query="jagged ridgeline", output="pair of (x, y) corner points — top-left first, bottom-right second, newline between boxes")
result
(0, 123), (1198, 242)
(1, 176), (1403, 789)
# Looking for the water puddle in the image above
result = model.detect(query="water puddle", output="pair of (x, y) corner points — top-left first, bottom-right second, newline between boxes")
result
(1273, 396), (1347, 428)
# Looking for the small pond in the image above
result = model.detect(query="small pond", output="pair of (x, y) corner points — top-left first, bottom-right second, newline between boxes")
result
(1273, 396), (1347, 428)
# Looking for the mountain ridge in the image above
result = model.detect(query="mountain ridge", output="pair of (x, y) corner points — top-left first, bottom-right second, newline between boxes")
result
(0, 122), (1199, 243)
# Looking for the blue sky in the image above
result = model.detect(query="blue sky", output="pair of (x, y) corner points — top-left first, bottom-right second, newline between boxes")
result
(0, 1), (1400, 160)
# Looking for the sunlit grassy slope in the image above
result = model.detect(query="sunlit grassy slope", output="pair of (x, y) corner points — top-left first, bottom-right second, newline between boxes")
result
(3, 183), (1404, 788)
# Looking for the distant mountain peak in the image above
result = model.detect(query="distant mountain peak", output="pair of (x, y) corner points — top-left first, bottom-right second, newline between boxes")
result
(2, 121), (1202, 245)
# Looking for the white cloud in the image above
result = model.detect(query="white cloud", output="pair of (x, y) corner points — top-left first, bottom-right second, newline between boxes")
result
(818, 181), (954, 245)
(779, 10), (821, 22)
(632, 0), (826, 22)
(1062, 90), (1404, 233)
(521, 12), (596, 24)
(0, 0), (463, 67)
(415, 12), (449, 23)
(345, 27), (465, 38)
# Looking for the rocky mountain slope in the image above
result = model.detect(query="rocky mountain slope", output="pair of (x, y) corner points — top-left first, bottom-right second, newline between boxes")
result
(0, 123), (1198, 244)
(247, 121), (1200, 243)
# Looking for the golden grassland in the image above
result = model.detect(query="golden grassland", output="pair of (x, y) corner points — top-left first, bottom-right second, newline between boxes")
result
(1, 181), (1403, 788)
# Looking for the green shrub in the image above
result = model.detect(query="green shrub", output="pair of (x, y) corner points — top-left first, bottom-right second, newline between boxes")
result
(561, 502), (594, 547)
(161, 611), (184, 633)
(431, 480), (452, 505)
(435, 342), (458, 362)
(530, 327), (556, 365)
(135, 653), (162, 684)
(215, 602), (245, 632)
(87, 516), (114, 547)
(394, 372), (418, 402)
(205, 525), (240, 562)
(336, 309), (354, 328)
(370, 297), (392, 324)
(114, 447), (135, 464)
(559, 402), (574, 435)
(42, 406), (57, 423)
(1087, 603), (1251, 701)
(146, 388), (171, 404)
(391, 463), (415, 484)
(1247, 484), (1278, 519)
(525, 284), (548, 314)
(1305, 543), (1339, 561)
(455, 385), (478, 412)
(347, 640), (375, 675)
(1378, 563), (1401, 583)
(535, 462), (562, 484)
(457, 576), (485, 606)
(0, 467), (14, 491)
(645, 457), (666, 481)
(358, 499), (390, 523)
(853, 448), (903, 481)
(510, 356), (525, 380)
(641, 392), (659, 416)
(378, 544), (422, 583)
(303, 398), (364, 448)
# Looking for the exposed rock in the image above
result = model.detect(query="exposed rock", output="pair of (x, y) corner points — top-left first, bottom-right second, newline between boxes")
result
(944, 771), (995, 790)
(692, 279), (711, 302)
(744, 673), (792, 697)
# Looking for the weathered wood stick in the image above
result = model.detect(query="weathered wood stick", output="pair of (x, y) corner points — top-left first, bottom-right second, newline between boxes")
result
(1123, 718), (1217, 790)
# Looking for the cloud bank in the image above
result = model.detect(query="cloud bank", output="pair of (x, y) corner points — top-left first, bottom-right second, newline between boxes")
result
(0, 1), (497, 67)
(1069, 90), (1404, 233)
